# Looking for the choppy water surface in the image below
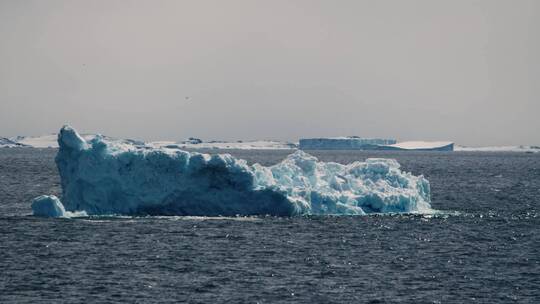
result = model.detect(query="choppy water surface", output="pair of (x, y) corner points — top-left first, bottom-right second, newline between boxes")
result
(1, 148), (539, 303)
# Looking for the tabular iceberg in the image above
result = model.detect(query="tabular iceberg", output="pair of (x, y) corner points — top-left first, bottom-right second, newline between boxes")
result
(35, 126), (432, 217)
(299, 137), (397, 150)
(299, 137), (454, 151)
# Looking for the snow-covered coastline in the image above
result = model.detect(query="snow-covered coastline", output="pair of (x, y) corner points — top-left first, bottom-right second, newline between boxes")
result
(149, 140), (297, 150)
(454, 145), (540, 153)
(2, 133), (538, 153)
(0, 137), (28, 148)
(9, 134), (60, 148)
(2, 134), (297, 150)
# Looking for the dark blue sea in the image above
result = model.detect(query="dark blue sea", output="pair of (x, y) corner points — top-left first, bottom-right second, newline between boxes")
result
(1, 148), (539, 303)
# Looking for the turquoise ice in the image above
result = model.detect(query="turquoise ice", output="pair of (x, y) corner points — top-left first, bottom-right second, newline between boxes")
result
(31, 195), (66, 217)
(33, 126), (432, 217)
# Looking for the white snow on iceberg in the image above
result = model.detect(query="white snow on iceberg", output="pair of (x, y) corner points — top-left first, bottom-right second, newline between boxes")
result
(44, 126), (432, 217)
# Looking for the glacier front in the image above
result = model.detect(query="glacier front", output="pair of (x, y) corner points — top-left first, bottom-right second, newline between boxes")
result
(41, 126), (432, 217)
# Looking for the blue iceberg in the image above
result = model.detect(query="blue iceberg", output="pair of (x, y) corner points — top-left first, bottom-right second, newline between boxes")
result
(35, 126), (432, 217)
(31, 195), (66, 217)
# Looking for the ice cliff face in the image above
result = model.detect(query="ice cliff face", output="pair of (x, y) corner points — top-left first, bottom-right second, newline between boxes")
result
(45, 126), (432, 217)
(299, 137), (397, 150)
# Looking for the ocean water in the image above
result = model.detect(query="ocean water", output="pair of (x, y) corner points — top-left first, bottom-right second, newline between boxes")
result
(0, 148), (539, 303)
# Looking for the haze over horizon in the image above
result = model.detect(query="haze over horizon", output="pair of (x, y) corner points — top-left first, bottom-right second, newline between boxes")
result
(1, 0), (539, 146)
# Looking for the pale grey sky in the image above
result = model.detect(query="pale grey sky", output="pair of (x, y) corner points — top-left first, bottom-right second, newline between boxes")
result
(1, 0), (539, 146)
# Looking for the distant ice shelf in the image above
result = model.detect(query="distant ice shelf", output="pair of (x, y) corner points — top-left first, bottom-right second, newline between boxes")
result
(299, 137), (397, 150)
(32, 125), (432, 217)
(299, 137), (454, 151)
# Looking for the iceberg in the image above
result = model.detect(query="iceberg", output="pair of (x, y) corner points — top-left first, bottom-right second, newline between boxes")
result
(299, 137), (454, 151)
(31, 195), (66, 217)
(35, 126), (432, 217)
(385, 141), (454, 151)
(299, 137), (397, 150)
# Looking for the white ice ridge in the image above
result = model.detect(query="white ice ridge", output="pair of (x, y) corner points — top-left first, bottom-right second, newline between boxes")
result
(37, 126), (432, 217)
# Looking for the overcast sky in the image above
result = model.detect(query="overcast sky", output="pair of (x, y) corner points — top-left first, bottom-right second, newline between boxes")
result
(1, 0), (539, 146)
